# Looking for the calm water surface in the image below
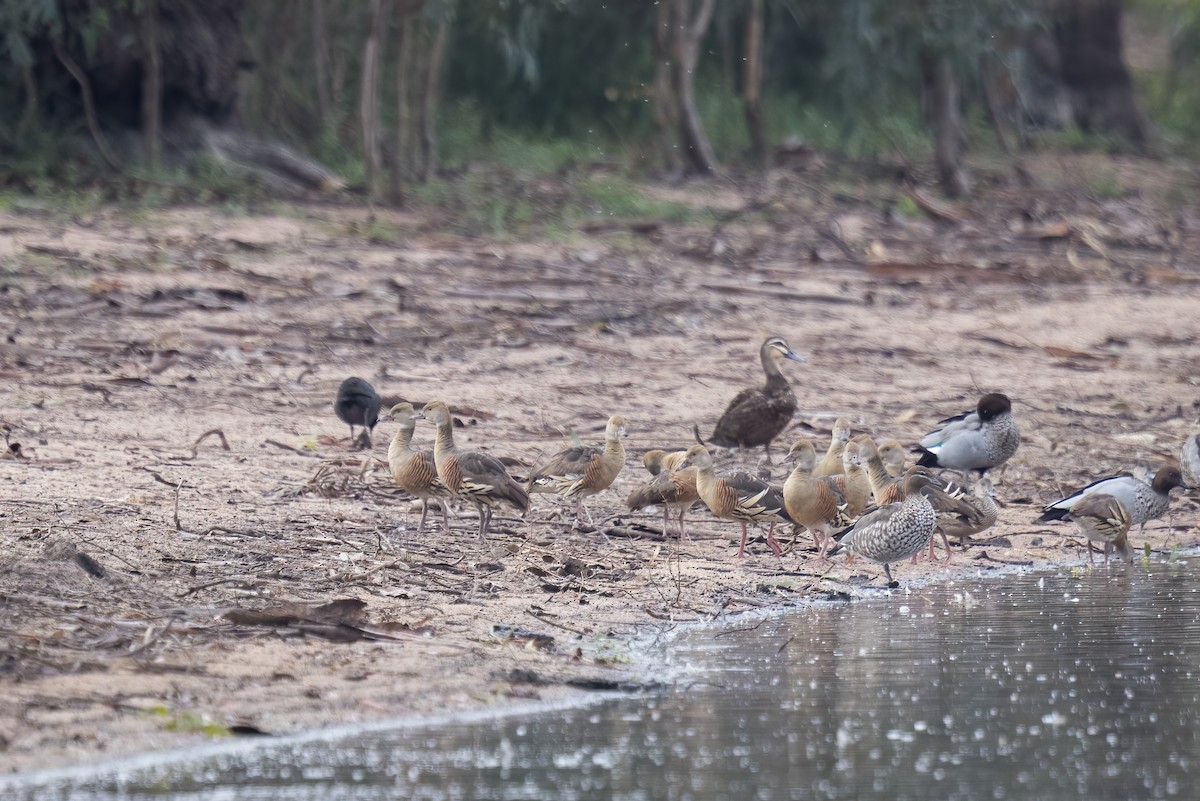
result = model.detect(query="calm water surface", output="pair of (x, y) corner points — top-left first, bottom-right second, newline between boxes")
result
(14, 561), (1200, 800)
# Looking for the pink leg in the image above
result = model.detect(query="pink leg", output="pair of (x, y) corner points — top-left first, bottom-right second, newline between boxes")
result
(738, 523), (749, 557)
(766, 523), (783, 558)
(939, 531), (953, 564)
(677, 509), (689, 540)
(417, 500), (430, 534)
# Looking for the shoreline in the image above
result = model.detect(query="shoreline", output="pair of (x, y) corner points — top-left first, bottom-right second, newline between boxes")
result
(4, 528), (1197, 787)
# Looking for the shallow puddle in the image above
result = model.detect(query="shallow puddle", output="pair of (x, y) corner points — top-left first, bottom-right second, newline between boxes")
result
(13, 560), (1200, 800)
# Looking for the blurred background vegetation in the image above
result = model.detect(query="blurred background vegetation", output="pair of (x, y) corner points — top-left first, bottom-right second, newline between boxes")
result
(0, 0), (1195, 215)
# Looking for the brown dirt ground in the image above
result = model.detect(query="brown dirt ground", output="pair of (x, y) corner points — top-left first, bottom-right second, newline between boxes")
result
(2, 156), (1200, 776)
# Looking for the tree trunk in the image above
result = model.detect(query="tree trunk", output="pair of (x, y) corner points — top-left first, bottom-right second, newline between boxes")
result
(140, 0), (162, 167)
(392, 9), (416, 205)
(924, 52), (969, 198)
(671, 0), (718, 175)
(312, 0), (331, 130)
(742, 0), (767, 167)
(418, 21), (449, 184)
(651, 0), (681, 175)
(360, 0), (387, 201)
(1051, 0), (1149, 148)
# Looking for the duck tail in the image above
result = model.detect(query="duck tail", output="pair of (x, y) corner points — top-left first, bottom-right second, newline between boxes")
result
(915, 448), (940, 468)
(1034, 507), (1070, 523)
(502, 478), (531, 513)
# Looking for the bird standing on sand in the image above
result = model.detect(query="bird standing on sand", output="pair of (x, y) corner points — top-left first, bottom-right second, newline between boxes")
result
(1035, 466), (1188, 532)
(418, 401), (529, 538)
(626, 450), (700, 539)
(528, 415), (627, 526)
(1065, 493), (1134, 565)
(781, 439), (853, 558)
(334, 377), (382, 450)
(700, 335), (806, 463)
(384, 402), (453, 534)
(916, 393), (1020, 475)
(827, 468), (978, 586)
(685, 444), (793, 557)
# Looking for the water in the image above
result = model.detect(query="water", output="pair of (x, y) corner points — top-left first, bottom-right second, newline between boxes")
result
(12, 561), (1200, 800)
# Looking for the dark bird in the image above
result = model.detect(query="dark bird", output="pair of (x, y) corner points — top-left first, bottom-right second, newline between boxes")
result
(1035, 466), (1188, 531)
(419, 400), (529, 538)
(527, 415), (627, 525)
(384, 402), (454, 534)
(916, 393), (1020, 475)
(685, 444), (794, 558)
(1066, 493), (1134, 566)
(334, 377), (382, 450)
(700, 335), (806, 463)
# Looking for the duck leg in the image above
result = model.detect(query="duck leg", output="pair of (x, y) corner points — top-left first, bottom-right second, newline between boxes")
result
(1086, 540), (1096, 567)
(677, 509), (689, 540)
(439, 500), (452, 532)
(765, 523), (783, 558)
(417, 499), (430, 534)
(939, 531), (953, 564)
(882, 563), (897, 587)
(738, 523), (750, 557)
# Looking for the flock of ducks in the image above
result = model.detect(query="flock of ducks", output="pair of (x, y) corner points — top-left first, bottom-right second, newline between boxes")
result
(337, 336), (1196, 588)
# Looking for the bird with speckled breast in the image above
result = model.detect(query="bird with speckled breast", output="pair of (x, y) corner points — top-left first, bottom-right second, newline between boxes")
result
(827, 468), (978, 586)
(916, 393), (1020, 475)
(1035, 466), (1188, 532)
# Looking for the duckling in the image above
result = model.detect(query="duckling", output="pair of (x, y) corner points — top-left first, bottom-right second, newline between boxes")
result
(702, 335), (806, 462)
(813, 417), (851, 478)
(1035, 466), (1188, 533)
(853, 435), (905, 506)
(916, 393), (1020, 475)
(827, 468), (977, 586)
(528, 415), (627, 525)
(878, 439), (908, 478)
(684, 444), (793, 557)
(781, 440), (853, 558)
(1066, 493), (1133, 565)
(626, 460), (700, 539)
(1181, 434), (1200, 486)
(384, 402), (453, 534)
(642, 448), (689, 477)
(418, 401), (530, 538)
(335, 377), (382, 450)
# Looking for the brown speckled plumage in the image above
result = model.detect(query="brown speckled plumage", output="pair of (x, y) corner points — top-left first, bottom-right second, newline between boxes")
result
(1067, 492), (1133, 565)
(528, 415), (626, 524)
(420, 401), (529, 538)
(385, 402), (453, 533)
(706, 336), (805, 462)
(686, 444), (793, 557)
(828, 468), (979, 586)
